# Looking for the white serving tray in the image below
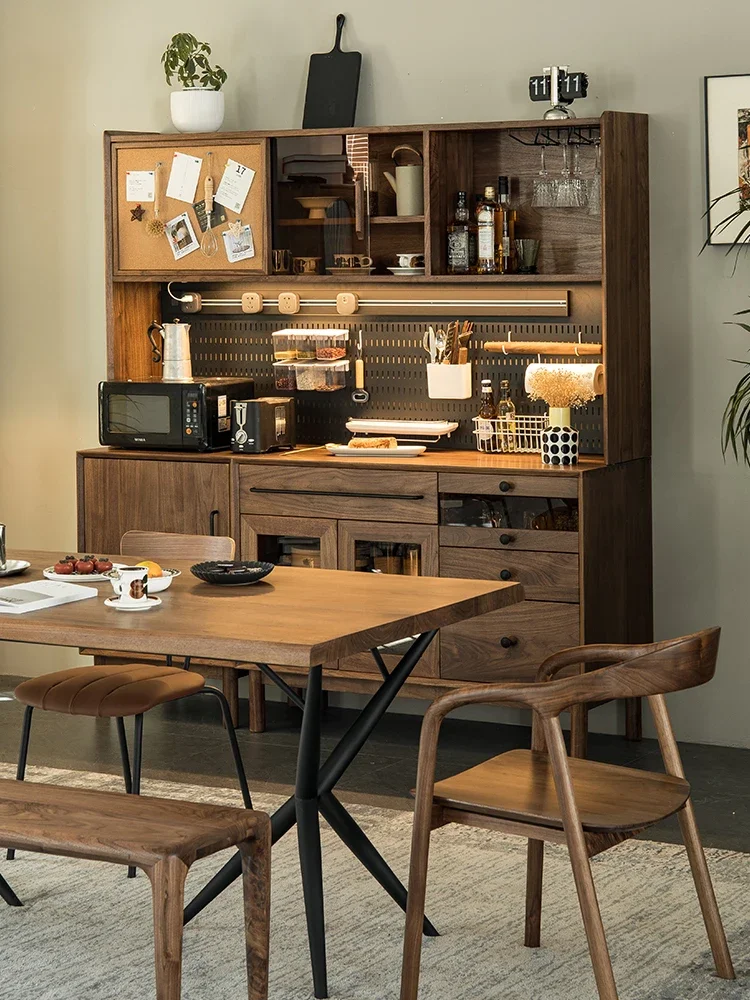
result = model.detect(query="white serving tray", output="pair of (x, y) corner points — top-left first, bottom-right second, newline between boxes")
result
(326, 443), (426, 457)
(344, 419), (459, 438)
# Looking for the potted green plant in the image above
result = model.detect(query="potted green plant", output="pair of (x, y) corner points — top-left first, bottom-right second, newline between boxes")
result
(162, 33), (227, 133)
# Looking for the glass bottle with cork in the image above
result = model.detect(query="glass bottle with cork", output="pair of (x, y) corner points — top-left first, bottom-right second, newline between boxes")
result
(447, 191), (477, 274)
(495, 176), (516, 274)
(496, 378), (516, 452)
(476, 185), (498, 274)
(476, 378), (497, 445)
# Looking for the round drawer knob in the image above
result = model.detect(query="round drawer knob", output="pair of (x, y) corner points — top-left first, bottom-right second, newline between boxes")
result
(499, 569), (512, 581)
(500, 635), (518, 649)
(499, 480), (512, 493)
(499, 533), (513, 545)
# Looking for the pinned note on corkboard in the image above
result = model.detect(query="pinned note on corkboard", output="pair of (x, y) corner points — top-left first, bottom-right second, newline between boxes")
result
(113, 139), (266, 275)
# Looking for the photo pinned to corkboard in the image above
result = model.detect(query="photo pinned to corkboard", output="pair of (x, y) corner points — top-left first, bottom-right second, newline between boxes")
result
(113, 139), (266, 273)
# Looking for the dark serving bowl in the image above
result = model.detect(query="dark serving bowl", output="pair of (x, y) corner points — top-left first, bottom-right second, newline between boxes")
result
(190, 561), (275, 586)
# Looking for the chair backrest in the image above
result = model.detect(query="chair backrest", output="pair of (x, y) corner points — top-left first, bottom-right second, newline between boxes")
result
(525, 629), (719, 720)
(120, 530), (235, 563)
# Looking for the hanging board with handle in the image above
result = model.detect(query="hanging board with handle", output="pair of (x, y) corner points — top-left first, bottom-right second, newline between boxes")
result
(302, 14), (361, 129)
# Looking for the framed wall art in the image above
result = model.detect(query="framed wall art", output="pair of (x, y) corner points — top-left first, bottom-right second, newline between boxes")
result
(705, 74), (750, 245)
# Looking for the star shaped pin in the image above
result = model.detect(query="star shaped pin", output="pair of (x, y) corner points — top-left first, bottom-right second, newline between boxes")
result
(130, 204), (146, 222)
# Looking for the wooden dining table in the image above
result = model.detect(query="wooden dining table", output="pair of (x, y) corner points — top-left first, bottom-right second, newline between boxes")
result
(0, 551), (522, 999)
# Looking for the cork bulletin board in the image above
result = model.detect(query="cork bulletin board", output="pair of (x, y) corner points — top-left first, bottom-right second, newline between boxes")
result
(113, 140), (267, 276)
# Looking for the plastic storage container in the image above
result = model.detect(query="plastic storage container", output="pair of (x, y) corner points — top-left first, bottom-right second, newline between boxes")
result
(294, 360), (349, 392)
(292, 334), (316, 360)
(315, 331), (349, 360)
(273, 360), (297, 390)
(272, 332), (297, 361)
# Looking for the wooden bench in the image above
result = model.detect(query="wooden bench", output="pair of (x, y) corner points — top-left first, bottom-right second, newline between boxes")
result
(0, 779), (270, 999)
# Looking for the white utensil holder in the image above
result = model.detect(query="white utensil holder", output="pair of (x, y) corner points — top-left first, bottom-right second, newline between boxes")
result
(426, 363), (472, 399)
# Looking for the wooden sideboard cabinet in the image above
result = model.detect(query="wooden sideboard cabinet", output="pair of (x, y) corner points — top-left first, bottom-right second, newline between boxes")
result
(78, 448), (652, 747)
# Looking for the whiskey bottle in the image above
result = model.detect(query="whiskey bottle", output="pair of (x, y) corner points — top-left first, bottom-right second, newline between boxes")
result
(447, 191), (475, 274)
(496, 378), (516, 452)
(476, 185), (498, 274)
(476, 378), (497, 446)
(496, 176), (516, 274)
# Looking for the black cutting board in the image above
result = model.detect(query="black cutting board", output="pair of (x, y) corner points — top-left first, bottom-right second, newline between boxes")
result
(303, 14), (361, 129)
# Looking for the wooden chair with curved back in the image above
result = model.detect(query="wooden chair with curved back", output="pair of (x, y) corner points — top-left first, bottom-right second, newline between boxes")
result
(400, 629), (735, 1000)
(93, 530), (248, 726)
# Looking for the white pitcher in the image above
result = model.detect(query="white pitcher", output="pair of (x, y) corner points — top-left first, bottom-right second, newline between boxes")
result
(147, 321), (193, 382)
(383, 145), (424, 217)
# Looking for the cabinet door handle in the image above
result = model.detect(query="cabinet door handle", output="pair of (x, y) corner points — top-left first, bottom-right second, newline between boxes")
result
(500, 635), (518, 649)
(248, 486), (425, 501)
(499, 533), (514, 545)
(209, 510), (220, 536)
(499, 480), (513, 493)
(499, 569), (512, 581)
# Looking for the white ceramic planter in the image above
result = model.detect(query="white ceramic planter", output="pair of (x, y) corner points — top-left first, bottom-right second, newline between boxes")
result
(170, 89), (225, 133)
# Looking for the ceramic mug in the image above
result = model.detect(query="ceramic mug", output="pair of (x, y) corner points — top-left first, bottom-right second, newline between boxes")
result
(272, 249), (292, 274)
(110, 566), (150, 608)
(334, 254), (373, 269)
(293, 256), (321, 275)
(396, 253), (424, 268)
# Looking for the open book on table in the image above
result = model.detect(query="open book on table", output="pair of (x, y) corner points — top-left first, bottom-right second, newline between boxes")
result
(0, 580), (98, 614)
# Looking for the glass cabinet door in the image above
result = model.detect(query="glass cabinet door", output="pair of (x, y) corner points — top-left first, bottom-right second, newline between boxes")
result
(338, 521), (439, 676)
(240, 514), (338, 569)
(271, 134), (371, 276)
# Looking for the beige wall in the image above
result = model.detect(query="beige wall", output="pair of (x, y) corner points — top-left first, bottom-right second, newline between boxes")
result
(1, 0), (749, 745)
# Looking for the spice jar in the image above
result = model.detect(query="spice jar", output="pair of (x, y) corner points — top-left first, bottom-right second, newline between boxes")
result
(315, 331), (349, 360)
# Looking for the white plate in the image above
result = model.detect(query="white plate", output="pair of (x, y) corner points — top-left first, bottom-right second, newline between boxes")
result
(0, 559), (31, 578)
(345, 419), (459, 437)
(44, 562), (126, 583)
(104, 568), (180, 595)
(387, 266), (425, 276)
(326, 443), (426, 457)
(104, 595), (162, 612)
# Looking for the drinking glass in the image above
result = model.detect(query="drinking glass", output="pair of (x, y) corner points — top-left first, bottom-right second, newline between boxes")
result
(588, 143), (602, 217)
(555, 145), (574, 207)
(515, 239), (540, 274)
(531, 147), (556, 208)
(571, 146), (589, 208)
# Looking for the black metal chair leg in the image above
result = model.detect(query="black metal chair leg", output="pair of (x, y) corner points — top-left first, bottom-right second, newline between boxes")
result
(127, 713), (144, 879)
(0, 871), (22, 907)
(115, 717), (132, 794)
(7, 705), (33, 862)
(188, 688), (252, 809)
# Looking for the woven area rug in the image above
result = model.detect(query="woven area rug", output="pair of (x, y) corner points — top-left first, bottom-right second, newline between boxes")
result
(0, 763), (748, 1000)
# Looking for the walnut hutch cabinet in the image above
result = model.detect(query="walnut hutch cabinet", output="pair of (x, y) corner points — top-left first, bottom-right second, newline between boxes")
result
(78, 111), (652, 746)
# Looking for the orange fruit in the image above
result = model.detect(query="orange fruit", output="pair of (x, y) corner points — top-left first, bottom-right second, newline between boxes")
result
(136, 560), (163, 578)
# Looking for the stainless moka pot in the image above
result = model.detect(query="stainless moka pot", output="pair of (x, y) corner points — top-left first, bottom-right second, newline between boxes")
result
(147, 321), (193, 382)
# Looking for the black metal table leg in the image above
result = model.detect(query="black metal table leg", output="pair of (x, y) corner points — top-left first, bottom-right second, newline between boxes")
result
(295, 664), (328, 998)
(7, 705), (33, 862)
(184, 629), (440, 982)
(0, 871), (22, 907)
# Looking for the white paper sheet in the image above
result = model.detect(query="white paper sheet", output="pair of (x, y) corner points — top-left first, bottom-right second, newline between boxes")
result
(166, 152), (203, 203)
(125, 170), (155, 202)
(215, 159), (255, 214)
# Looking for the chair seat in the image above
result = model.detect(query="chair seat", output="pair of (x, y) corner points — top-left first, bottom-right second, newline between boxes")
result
(431, 750), (691, 833)
(15, 664), (205, 718)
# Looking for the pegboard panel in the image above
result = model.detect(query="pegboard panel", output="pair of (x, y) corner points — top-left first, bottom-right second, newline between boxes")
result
(175, 305), (603, 453)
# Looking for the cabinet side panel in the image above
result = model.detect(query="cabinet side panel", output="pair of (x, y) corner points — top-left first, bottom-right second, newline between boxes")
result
(109, 282), (162, 380)
(580, 459), (653, 645)
(601, 112), (651, 463)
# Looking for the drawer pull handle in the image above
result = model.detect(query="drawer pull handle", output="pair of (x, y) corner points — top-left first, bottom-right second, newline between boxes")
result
(499, 480), (512, 493)
(499, 569), (512, 581)
(248, 487), (425, 501)
(500, 635), (518, 649)
(499, 533), (514, 545)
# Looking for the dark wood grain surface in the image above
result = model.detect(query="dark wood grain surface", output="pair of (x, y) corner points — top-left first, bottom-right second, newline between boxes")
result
(1, 552), (521, 668)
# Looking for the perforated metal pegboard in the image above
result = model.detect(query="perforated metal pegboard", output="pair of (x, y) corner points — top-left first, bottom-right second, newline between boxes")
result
(183, 314), (603, 453)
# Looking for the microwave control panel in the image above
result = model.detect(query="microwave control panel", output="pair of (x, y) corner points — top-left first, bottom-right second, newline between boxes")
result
(184, 390), (202, 442)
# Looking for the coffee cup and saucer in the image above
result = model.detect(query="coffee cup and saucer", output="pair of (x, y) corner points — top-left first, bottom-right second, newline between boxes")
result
(388, 252), (425, 276)
(104, 565), (162, 612)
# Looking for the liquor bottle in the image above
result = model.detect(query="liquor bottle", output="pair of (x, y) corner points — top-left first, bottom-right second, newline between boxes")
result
(447, 191), (476, 274)
(496, 378), (516, 452)
(476, 378), (497, 446)
(496, 176), (516, 274)
(476, 185), (498, 274)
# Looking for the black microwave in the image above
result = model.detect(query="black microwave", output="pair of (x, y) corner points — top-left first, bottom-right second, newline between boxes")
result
(99, 377), (255, 451)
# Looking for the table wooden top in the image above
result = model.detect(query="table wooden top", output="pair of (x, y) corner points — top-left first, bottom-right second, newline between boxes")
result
(1, 552), (522, 668)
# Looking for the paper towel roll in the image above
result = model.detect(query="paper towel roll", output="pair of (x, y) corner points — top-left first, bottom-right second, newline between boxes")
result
(524, 363), (605, 405)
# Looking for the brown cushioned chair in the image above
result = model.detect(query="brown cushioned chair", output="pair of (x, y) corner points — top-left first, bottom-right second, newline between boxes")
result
(8, 662), (251, 879)
(400, 629), (735, 1000)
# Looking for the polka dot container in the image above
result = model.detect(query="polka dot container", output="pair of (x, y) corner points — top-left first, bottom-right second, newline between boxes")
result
(541, 425), (579, 466)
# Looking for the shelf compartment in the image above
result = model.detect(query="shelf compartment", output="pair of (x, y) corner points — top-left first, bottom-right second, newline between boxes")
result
(370, 215), (425, 224)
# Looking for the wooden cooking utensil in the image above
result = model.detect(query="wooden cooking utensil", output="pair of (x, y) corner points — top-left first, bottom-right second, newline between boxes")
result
(145, 162), (165, 238)
(200, 152), (219, 258)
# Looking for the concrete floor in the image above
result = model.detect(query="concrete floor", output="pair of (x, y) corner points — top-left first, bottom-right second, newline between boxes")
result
(1, 678), (748, 852)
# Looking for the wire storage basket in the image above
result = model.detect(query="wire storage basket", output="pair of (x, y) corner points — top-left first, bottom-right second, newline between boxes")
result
(472, 414), (549, 454)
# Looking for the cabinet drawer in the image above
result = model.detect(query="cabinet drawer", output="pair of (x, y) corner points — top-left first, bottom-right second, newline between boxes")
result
(239, 465), (437, 523)
(440, 526), (578, 553)
(439, 472), (578, 499)
(440, 547), (579, 602)
(440, 601), (580, 682)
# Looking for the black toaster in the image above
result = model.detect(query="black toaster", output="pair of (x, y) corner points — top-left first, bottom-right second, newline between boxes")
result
(231, 397), (296, 453)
